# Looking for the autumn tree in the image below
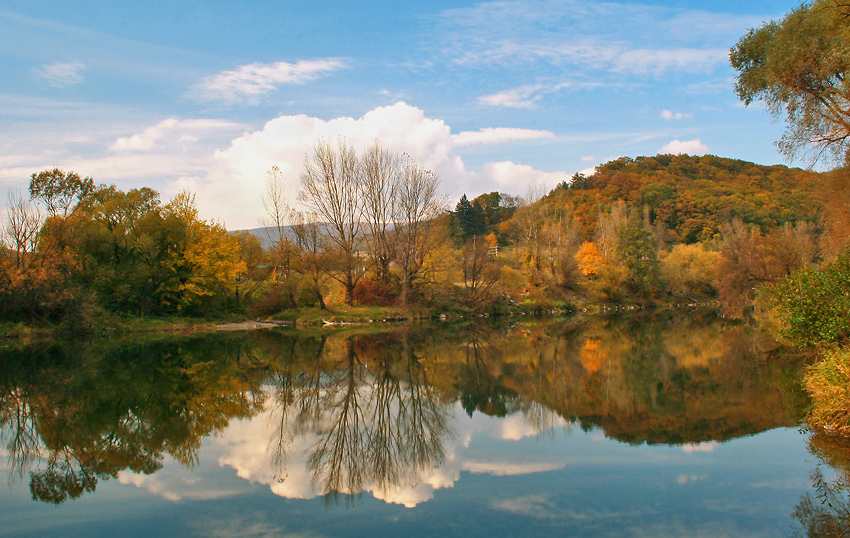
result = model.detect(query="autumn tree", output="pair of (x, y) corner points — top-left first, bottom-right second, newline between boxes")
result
(29, 168), (94, 218)
(730, 0), (850, 165)
(157, 191), (245, 314)
(4, 190), (41, 268)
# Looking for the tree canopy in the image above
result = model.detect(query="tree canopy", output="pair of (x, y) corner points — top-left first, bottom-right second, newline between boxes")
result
(730, 1), (850, 166)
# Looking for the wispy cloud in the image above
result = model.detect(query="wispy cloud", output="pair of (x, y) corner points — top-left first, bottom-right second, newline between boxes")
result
(111, 118), (245, 151)
(478, 81), (602, 109)
(190, 59), (347, 104)
(33, 61), (87, 87)
(453, 127), (555, 146)
(434, 0), (746, 77)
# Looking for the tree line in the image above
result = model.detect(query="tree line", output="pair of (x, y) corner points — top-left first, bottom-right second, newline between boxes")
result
(1, 148), (845, 330)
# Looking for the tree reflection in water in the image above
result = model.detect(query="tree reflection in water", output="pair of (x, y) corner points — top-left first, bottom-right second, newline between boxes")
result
(264, 332), (452, 507)
(0, 335), (268, 503)
(0, 310), (832, 509)
(792, 430), (850, 537)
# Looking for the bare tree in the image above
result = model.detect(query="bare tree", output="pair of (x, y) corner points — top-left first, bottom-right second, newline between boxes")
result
(261, 166), (297, 279)
(299, 138), (364, 305)
(396, 158), (445, 305)
(514, 183), (547, 273)
(4, 190), (42, 268)
(292, 210), (331, 309)
(596, 200), (627, 260)
(460, 235), (500, 307)
(360, 142), (399, 284)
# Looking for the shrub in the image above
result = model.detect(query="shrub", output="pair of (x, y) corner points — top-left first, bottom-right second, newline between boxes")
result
(765, 249), (850, 347)
(353, 278), (397, 306)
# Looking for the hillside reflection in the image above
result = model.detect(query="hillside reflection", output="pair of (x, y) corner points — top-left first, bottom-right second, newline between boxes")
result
(0, 311), (815, 505)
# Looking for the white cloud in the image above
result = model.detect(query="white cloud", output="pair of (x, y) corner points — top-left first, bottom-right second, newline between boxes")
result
(479, 161), (569, 192)
(463, 461), (566, 476)
(452, 127), (555, 147)
(436, 1), (736, 76)
(33, 61), (86, 87)
(477, 86), (541, 109)
(612, 48), (727, 76)
(681, 441), (718, 453)
(190, 59), (347, 104)
(111, 118), (179, 151)
(477, 81), (601, 109)
(659, 138), (708, 155)
(110, 118), (243, 152)
(0, 101), (569, 230)
(209, 102), (567, 228)
(661, 110), (692, 121)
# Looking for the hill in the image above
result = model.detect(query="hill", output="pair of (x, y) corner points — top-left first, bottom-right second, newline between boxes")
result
(547, 154), (823, 243)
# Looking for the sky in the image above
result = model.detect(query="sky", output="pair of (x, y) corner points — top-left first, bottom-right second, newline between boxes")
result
(0, 0), (805, 230)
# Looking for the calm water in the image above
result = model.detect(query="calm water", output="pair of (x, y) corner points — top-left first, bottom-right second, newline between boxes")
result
(1, 311), (848, 537)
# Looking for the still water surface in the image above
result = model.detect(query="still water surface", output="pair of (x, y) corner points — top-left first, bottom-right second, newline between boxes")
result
(1, 311), (847, 537)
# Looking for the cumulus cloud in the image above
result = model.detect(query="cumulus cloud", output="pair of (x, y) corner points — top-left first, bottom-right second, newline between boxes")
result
(1, 101), (568, 230)
(479, 161), (568, 191)
(208, 102), (568, 228)
(659, 138), (708, 155)
(191, 59), (347, 104)
(33, 61), (86, 87)
(452, 127), (555, 146)
(661, 109), (692, 120)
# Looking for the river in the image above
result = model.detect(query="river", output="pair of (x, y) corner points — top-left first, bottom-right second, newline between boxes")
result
(1, 310), (847, 537)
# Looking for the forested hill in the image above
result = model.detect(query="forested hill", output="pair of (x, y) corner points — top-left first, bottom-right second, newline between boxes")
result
(548, 154), (823, 242)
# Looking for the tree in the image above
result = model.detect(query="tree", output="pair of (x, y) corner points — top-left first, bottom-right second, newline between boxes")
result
(29, 168), (95, 218)
(459, 236), (500, 307)
(396, 159), (444, 305)
(157, 191), (245, 314)
(730, 1), (850, 165)
(452, 194), (485, 240)
(360, 142), (399, 284)
(299, 138), (364, 305)
(4, 190), (42, 269)
(261, 166), (297, 279)
(292, 210), (332, 309)
(616, 207), (660, 296)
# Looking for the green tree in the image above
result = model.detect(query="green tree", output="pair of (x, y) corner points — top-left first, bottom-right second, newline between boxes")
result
(617, 208), (660, 296)
(730, 1), (850, 165)
(452, 194), (485, 240)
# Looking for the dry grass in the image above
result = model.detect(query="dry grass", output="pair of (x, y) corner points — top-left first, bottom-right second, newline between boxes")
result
(805, 347), (850, 433)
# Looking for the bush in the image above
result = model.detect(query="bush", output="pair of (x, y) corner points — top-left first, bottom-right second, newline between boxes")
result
(247, 280), (297, 318)
(765, 249), (850, 347)
(353, 278), (397, 306)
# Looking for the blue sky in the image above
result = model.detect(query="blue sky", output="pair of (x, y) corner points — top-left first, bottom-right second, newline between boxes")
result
(0, 0), (803, 229)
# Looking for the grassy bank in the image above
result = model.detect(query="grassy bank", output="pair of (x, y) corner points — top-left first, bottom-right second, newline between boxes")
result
(805, 347), (850, 434)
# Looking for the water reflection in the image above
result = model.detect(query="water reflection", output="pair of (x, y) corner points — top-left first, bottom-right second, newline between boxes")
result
(791, 431), (850, 537)
(0, 311), (816, 509)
